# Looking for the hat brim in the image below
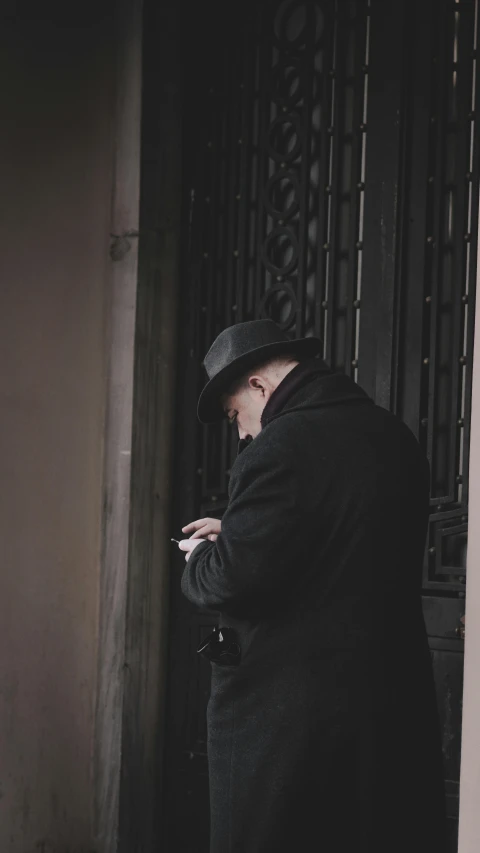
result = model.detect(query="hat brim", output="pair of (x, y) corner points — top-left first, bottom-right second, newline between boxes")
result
(197, 336), (323, 424)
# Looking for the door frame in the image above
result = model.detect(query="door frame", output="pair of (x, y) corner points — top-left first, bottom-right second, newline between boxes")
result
(93, 0), (183, 851)
(93, 0), (143, 850)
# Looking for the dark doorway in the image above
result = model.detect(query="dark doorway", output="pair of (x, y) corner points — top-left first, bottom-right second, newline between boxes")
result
(163, 1), (480, 850)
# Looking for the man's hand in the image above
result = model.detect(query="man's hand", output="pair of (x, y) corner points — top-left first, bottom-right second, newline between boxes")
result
(182, 517), (221, 542)
(178, 537), (208, 562)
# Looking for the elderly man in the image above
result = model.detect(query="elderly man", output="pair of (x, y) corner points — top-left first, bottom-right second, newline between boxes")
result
(177, 319), (447, 853)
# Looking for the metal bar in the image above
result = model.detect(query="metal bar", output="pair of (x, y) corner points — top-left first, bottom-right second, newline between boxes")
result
(357, 0), (405, 404)
(215, 53), (230, 338)
(202, 46), (224, 499)
(225, 44), (239, 330)
(449, 1), (474, 504)
(293, 11), (310, 337)
(236, 9), (255, 325)
(254, 4), (272, 319)
(325, 0), (344, 367)
(397, 0), (433, 438)
(218, 33), (245, 494)
(460, 0), (480, 509)
(294, 4), (317, 338)
(314, 3), (335, 341)
(344, 1), (368, 376)
(426, 0), (450, 503)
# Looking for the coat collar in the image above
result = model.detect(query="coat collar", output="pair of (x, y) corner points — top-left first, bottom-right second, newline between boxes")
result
(261, 359), (372, 429)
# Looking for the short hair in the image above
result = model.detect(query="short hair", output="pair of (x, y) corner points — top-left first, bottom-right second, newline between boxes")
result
(226, 354), (299, 397)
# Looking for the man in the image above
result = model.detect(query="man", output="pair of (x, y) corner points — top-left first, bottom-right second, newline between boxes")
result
(177, 319), (447, 853)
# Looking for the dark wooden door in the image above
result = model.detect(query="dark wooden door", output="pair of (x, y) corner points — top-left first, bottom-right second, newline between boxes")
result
(163, 1), (480, 850)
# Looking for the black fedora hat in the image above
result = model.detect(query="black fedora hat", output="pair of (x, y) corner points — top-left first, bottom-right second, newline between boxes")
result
(197, 319), (323, 423)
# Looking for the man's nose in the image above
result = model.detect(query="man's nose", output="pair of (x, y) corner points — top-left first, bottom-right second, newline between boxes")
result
(238, 426), (248, 440)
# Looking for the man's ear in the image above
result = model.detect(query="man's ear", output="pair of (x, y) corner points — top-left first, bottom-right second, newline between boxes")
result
(248, 375), (266, 394)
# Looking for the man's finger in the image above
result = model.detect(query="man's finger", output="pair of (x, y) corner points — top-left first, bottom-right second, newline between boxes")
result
(178, 537), (206, 551)
(178, 537), (207, 562)
(190, 525), (212, 539)
(181, 521), (202, 533)
(182, 518), (209, 534)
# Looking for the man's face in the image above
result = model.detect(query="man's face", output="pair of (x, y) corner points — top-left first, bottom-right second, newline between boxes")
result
(222, 377), (271, 440)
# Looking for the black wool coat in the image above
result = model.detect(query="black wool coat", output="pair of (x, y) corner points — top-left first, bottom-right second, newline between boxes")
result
(182, 366), (447, 853)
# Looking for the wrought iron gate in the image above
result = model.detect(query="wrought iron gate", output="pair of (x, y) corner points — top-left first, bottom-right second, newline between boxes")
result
(164, 1), (480, 850)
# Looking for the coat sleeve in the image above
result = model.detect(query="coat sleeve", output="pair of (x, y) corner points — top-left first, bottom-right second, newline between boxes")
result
(181, 430), (314, 615)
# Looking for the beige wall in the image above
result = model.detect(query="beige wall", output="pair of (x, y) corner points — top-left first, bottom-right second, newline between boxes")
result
(458, 205), (480, 849)
(0, 7), (115, 851)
